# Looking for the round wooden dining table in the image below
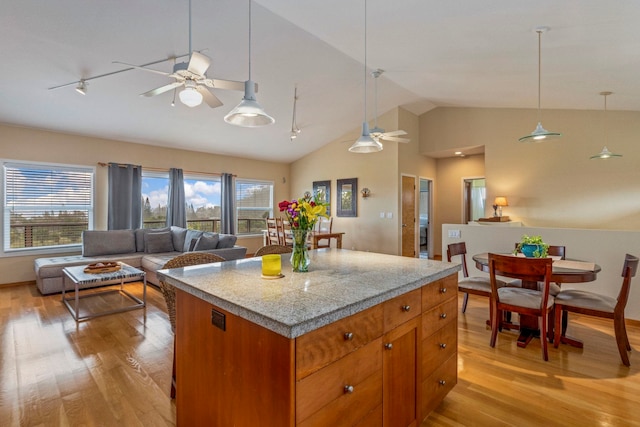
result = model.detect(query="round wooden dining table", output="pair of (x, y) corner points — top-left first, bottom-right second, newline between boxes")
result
(471, 253), (601, 348)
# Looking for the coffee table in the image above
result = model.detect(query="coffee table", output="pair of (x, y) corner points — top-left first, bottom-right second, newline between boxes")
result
(62, 263), (146, 321)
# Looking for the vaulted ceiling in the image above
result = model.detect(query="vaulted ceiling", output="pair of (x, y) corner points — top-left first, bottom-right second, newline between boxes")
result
(2, 1), (639, 162)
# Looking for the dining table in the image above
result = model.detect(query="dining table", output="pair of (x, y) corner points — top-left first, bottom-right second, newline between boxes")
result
(471, 252), (601, 348)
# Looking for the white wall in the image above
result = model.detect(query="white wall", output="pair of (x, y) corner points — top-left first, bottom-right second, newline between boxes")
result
(442, 223), (640, 320)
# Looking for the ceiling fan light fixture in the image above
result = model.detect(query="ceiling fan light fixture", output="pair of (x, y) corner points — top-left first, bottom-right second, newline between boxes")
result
(349, 122), (383, 153)
(179, 83), (203, 107)
(519, 26), (561, 143)
(224, 80), (275, 127)
(75, 80), (87, 95)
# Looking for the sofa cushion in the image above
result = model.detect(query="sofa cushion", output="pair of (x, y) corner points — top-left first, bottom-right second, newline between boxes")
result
(183, 229), (204, 252)
(145, 231), (175, 253)
(135, 227), (170, 252)
(217, 234), (238, 249)
(171, 226), (188, 252)
(194, 233), (219, 251)
(82, 230), (136, 257)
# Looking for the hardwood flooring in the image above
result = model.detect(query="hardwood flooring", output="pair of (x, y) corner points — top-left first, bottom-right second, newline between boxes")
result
(1, 283), (638, 426)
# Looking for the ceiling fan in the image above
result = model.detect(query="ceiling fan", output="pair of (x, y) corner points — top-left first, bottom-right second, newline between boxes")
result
(113, 0), (247, 108)
(369, 69), (410, 143)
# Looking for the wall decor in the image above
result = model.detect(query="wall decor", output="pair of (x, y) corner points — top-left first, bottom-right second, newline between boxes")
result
(312, 180), (331, 216)
(337, 178), (358, 217)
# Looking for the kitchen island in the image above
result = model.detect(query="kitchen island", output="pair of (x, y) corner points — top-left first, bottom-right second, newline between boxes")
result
(158, 248), (460, 427)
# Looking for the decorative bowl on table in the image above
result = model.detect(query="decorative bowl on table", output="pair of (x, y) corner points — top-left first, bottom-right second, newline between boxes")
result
(520, 244), (544, 258)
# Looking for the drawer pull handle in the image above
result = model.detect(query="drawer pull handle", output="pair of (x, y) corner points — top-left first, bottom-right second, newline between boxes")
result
(384, 343), (393, 350)
(440, 287), (447, 293)
(440, 313), (447, 319)
(344, 332), (354, 341)
(344, 385), (354, 394)
(402, 305), (411, 312)
(439, 380), (446, 386)
(439, 343), (447, 349)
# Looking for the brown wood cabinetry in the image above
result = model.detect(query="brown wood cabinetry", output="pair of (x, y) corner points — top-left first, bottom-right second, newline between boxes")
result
(175, 273), (457, 426)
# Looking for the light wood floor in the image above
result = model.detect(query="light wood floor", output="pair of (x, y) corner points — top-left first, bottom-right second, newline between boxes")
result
(1, 283), (639, 426)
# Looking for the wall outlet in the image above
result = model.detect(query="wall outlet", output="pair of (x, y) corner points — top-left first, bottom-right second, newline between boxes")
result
(448, 229), (461, 238)
(386, 212), (393, 219)
(380, 212), (385, 218)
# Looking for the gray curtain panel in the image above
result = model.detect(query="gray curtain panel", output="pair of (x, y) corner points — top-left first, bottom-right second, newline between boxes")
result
(108, 163), (142, 230)
(167, 168), (186, 228)
(221, 173), (235, 234)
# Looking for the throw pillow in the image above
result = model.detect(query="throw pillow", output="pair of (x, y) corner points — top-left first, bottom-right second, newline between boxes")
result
(216, 234), (238, 249)
(170, 226), (188, 252)
(135, 227), (170, 252)
(193, 233), (220, 251)
(145, 231), (175, 253)
(183, 229), (204, 252)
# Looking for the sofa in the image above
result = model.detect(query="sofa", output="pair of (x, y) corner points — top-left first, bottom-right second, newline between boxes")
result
(34, 226), (247, 295)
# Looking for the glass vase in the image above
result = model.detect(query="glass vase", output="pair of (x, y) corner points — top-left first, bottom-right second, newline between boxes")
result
(290, 229), (310, 272)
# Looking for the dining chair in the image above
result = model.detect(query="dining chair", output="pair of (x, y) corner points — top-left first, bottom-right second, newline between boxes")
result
(266, 218), (281, 245)
(447, 242), (507, 314)
(279, 219), (294, 247)
(510, 244), (566, 295)
(160, 252), (226, 398)
(254, 244), (292, 257)
(488, 253), (554, 361)
(314, 216), (333, 248)
(554, 253), (639, 366)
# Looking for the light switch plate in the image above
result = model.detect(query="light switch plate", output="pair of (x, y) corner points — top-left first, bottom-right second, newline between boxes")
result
(386, 212), (393, 219)
(448, 229), (461, 238)
(380, 212), (385, 218)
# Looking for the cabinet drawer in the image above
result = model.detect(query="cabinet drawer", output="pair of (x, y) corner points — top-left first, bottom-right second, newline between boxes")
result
(422, 274), (456, 310)
(296, 304), (383, 380)
(421, 353), (457, 416)
(383, 288), (422, 333)
(296, 339), (383, 427)
(422, 296), (457, 338)
(422, 321), (457, 379)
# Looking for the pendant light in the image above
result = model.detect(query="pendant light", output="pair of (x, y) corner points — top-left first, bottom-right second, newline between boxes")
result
(519, 27), (561, 142)
(590, 91), (622, 159)
(224, 0), (274, 127)
(290, 86), (301, 141)
(349, 0), (383, 153)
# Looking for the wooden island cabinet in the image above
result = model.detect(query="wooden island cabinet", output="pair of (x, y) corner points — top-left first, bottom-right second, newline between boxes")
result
(159, 250), (459, 426)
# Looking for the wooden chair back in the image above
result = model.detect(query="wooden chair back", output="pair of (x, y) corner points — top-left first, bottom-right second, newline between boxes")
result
(280, 219), (294, 247)
(513, 243), (566, 259)
(447, 242), (470, 278)
(489, 253), (553, 301)
(266, 218), (281, 245)
(254, 244), (293, 257)
(616, 254), (639, 312)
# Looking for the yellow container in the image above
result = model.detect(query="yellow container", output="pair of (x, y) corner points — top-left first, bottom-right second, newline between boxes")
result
(261, 254), (282, 277)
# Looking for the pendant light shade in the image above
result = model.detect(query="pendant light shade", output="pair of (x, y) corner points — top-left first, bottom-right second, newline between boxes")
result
(224, 0), (274, 127)
(590, 92), (622, 159)
(349, 0), (381, 153)
(350, 122), (383, 153)
(519, 27), (561, 142)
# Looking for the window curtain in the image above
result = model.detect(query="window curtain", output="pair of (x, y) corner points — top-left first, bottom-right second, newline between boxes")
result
(108, 163), (142, 230)
(221, 173), (235, 234)
(166, 168), (186, 228)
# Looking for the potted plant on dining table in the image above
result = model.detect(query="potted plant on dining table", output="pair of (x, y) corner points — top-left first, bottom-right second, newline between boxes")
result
(515, 234), (549, 258)
(279, 193), (329, 272)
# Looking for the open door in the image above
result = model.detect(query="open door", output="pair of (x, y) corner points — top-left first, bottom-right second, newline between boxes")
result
(401, 175), (416, 257)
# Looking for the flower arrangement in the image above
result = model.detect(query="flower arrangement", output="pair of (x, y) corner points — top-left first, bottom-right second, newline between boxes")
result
(278, 193), (329, 232)
(278, 193), (329, 272)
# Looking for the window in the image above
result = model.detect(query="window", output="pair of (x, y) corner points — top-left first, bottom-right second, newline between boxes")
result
(236, 179), (273, 234)
(142, 172), (222, 231)
(3, 160), (94, 253)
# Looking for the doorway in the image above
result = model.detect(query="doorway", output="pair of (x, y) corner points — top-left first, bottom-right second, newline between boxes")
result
(463, 178), (486, 223)
(419, 178), (432, 259)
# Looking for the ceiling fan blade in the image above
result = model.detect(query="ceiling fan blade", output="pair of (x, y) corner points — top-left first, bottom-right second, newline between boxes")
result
(141, 81), (183, 97)
(197, 86), (223, 108)
(205, 78), (246, 92)
(382, 136), (411, 143)
(187, 52), (210, 77)
(382, 130), (407, 137)
(112, 61), (171, 76)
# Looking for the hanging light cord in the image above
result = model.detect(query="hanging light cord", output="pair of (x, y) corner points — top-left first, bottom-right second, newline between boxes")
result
(248, 0), (252, 82)
(291, 87), (300, 134)
(537, 29), (542, 123)
(363, 0), (368, 124)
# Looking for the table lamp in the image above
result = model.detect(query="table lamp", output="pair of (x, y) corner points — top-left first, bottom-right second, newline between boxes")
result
(493, 197), (508, 217)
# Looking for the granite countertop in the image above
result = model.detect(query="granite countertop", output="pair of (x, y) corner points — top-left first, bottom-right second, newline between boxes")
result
(157, 249), (460, 338)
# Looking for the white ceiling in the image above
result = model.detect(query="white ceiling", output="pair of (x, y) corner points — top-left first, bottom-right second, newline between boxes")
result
(2, 1), (640, 163)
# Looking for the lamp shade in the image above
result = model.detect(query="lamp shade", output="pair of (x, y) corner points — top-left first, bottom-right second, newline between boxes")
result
(494, 197), (508, 207)
(224, 80), (274, 127)
(590, 146), (622, 160)
(349, 122), (383, 153)
(179, 86), (203, 107)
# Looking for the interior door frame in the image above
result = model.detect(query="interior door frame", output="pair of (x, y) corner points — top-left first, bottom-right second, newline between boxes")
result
(400, 174), (417, 257)
(419, 177), (433, 258)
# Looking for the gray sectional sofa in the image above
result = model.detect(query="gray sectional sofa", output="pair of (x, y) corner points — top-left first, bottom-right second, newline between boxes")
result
(34, 226), (247, 295)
